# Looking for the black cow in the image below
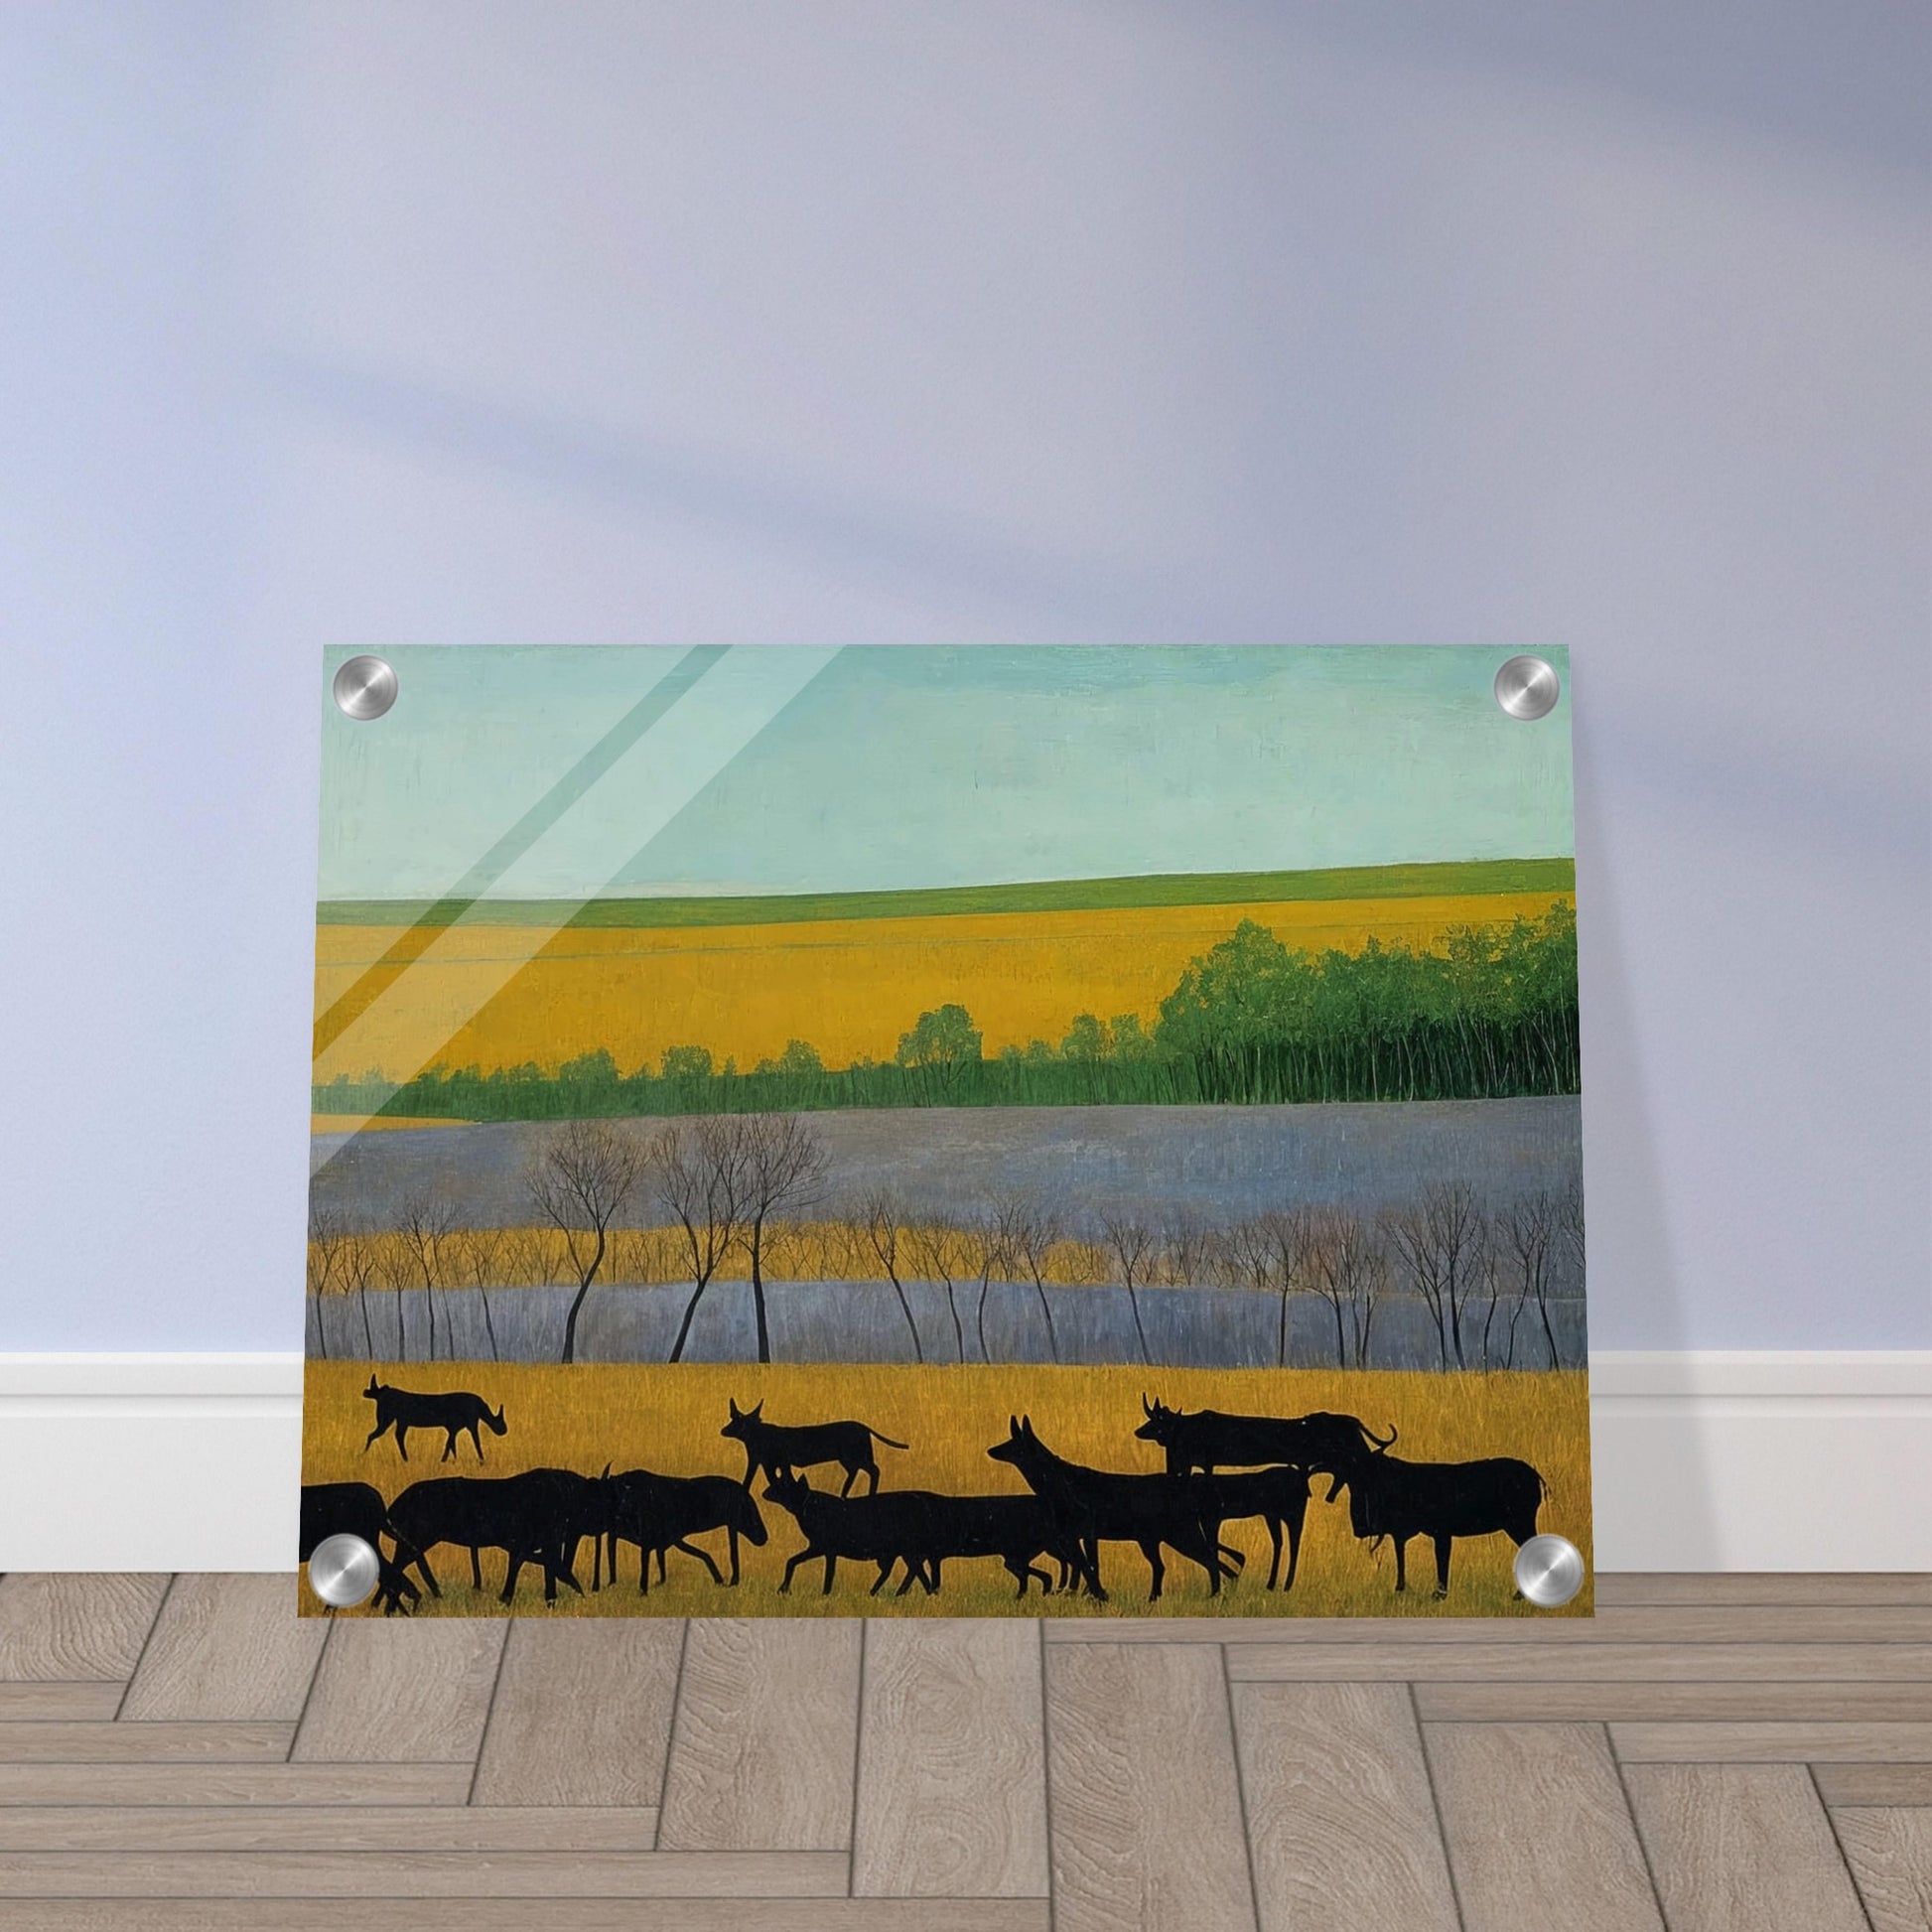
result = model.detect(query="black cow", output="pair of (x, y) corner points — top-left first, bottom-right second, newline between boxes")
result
(362, 1378), (507, 1462)
(386, 1468), (606, 1604)
(987, 1416), (1230, 1603)
(1198, 1466), (1313, 1591)
(600, 1471), (767, 1593)
(298, 1481), (421, 1616)
(1318, 1449), (1547, 1597)
(1134, 1396), (1395, 1475)
(721, 1398), (907, 1496)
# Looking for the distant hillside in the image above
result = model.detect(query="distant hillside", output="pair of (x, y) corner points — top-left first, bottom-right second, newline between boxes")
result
(316, 856), (1576, 929)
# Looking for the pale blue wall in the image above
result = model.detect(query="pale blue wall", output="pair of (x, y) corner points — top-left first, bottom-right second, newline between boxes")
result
(2, 2), (1926, 1350)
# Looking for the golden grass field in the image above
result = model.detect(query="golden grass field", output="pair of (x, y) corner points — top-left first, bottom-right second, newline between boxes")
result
(311, 891), (1571, 1085)
(301, 1359), (1592, 1621)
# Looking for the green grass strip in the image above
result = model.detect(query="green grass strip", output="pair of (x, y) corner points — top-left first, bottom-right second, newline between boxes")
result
(317, 856), (1575, 929)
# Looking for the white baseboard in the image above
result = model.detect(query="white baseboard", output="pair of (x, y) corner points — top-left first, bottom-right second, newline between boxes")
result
(2, 1351), (1928, 1575)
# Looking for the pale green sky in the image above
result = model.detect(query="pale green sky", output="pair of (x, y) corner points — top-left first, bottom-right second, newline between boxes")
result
(318, 645), (1573, 900)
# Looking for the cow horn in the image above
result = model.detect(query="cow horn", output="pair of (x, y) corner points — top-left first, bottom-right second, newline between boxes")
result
(1142, 1393), (1154, 1419)
(1363, 1421), (1397, 1450)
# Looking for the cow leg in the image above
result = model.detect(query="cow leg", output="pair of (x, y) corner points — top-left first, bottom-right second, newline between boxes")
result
(871, 1560), (896, 1596)
(822, 1553), (838, 1595)
(469, 1546), (483, 1590)
(839, 1463), (858, 1498)
(1283, 1513), (1304, 1591)
(442, 1431), (457, 1462)
(469, 1424), (483, 1461)
(726, 1530), (742, 1585)
(499, 1552), (523, 1603)
(362, 1424), (386, 1451)
(393, 1538), (440, 1598)
(862, 1460), (880, 1496)
(1432, 1534), (1452, 1599)
(1141, 1541), (1166, 1602)
(1265, 1519), (1284, 1590)
(395, 1427), (410, 1461)
(779, 1549), (810, 1593)
(1392, 1535), (1408, 1592)
(673, 1538), (724, 1586)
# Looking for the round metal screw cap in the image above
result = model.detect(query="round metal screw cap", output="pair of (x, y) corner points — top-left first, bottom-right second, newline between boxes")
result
(1494, 654), (1560, 721)
(333, 655), (398, 721)
(308, 1533), (381, 1608)
(1514, 1533), (1587, 1608)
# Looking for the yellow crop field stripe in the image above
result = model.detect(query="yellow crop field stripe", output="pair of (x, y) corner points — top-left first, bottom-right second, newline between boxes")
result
(303, 1358), (1591, 1621)
(311, 891), (1572, 1082)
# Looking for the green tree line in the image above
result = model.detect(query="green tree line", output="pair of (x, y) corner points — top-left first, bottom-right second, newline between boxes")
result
(316, 903), (1579, 1121)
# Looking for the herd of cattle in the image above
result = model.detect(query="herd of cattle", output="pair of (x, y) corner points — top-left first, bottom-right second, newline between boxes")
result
(300, 1377), (1553, 1615)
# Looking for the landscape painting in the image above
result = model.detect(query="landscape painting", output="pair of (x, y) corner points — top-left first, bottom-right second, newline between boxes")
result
(302, 644), (1589, 1619)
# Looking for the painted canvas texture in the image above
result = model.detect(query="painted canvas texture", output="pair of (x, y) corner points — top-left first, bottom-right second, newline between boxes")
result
(303, 645), (1590, 1620)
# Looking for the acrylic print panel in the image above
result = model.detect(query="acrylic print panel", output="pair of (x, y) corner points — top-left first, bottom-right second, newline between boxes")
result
(303, 645), (1589, 1620)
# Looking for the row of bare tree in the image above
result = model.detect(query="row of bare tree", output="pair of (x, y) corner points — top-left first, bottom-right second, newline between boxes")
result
(307, 1117), (1585, 1370)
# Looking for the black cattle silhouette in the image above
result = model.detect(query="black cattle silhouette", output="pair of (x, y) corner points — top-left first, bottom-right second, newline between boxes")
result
(760, 1472), (947, 1596)
(1134, 1396), (1395, 1475)
(1316, 1448), (1547, 1597)
(762, 1472), (1086, 1601)
(987, 1416), (1230, 1603)
(1196, 1465), (1313, 1591)
(362, 1378), (507, 1462)
(298, 1481), (421, 1616)
(721, 1398), (906, 1496)
(386, 1468), (606, 1604)
(600, 1471), (767, 1593)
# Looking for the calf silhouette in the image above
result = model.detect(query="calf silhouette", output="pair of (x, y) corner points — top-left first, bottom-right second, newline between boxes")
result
(721, 1397), (906, 1496)
(298, 1481), (421, 1616)
(1135, 1396), (1395, 1475)
(386, 1468), (605, 1604)
(763, 1472), (1088, 1600)
(600, 1471), (767, 1593)
(760, 1471), (949, 1596)
(362, 1378), (507, 1462)
(1317, 1448), (1546, 1597)
(987, 1416), (1230, 1603)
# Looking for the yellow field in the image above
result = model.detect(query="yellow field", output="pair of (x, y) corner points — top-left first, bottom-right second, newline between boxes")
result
(311, 891), (1570, 1082)
(302, 1359), (1592, 1621)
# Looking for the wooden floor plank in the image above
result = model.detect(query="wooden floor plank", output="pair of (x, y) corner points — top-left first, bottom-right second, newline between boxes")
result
(291, 1619), (505, 1763)
(1600, 1574), (1932, 1607)
(0, 1722), (292, 1762)
(1044, 1641), (1256, 1932)
(119, 1576), (325, 1723)
(1625, 1763), (1868, 1932)
(1831, 1806), (1932, 1932)
(1419, 1680), (1932, 1722)
(1232, 1682), (1456, 1932)
(0, 1805), (659, 1851)
(1813, 1763), (1932, 1807)
(0, 1848), (847, 1896)
(0, 1901), (1049, 1931)
(0, 1577), (169, 1681)
(853, 1618), (1048, 1899)
(470, 1619), (682, 1807)
(1613, 1720), (1932, 1763)
(1231, 1640), (1932, 1683)
(1049, 1605), (1932, 1644)
(0, 1762), (472, 1806)
(0, 1685), (123, 1722)
(1425, 1722), (1663, 1931)
(657, 1619), (862, 1852)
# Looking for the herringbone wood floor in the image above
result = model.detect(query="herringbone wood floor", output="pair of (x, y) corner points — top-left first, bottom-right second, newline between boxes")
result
(0, 1574), (1928, 1928)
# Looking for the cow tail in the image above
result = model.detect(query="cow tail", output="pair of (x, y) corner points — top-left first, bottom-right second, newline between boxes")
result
(869, 1429), (910, 1450)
